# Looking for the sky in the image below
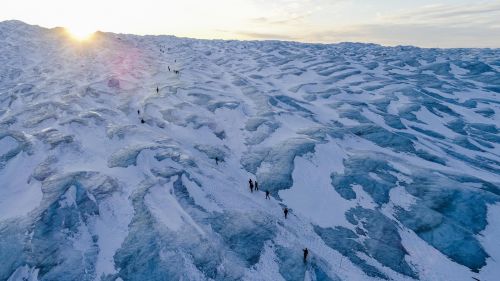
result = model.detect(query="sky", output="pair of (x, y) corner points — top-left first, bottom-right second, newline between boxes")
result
(1, 0), (500, 48)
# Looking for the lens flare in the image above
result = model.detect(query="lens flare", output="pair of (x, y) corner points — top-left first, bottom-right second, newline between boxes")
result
(66, 26), (95, 41)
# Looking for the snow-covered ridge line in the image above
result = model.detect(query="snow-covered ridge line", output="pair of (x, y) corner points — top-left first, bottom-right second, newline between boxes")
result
(0, 20), (499, 281)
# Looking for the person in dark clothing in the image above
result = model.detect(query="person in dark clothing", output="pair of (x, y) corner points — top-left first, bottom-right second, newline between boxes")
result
(254, 181), (259, 191)
(265, 190), (270, 199)
(249, 179), (254, 192)
(284, 208), (289, 219)
(141, 118), (145, 124)
(137, 109), (140, 115)
(168, 66), (170, 72)
(303, 248), (309, 263)
(215, 157), (219, 165)
(156, 86), (159, 93)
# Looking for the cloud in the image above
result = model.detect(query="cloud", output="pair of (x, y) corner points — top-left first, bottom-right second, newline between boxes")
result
(383, 2), (500, 26)
(330, 1), (500, 47)
(237, 1), (500, 48)
(304, 23), (500, 48)
(246, 0), (343, 26)
(221, 8), (500, 48)
(249, 15), (306, 25)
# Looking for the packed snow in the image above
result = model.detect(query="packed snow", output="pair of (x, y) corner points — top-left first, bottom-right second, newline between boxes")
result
(0, 20), (499, 281)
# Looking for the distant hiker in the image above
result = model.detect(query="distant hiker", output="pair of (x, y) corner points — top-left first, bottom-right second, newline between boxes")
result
(265, 190), (270, 199)
(168, 66), (170, 72)
(156, 86), (159, 93)
(284, 208), (289, 219)
(215, 157), (219, 165)
(249, 179), (254, 192)
(303, 248), (309, 263)
(254, 181), (259, 191)
(137, 109), (140, 115)
(141, 118), (145, 124)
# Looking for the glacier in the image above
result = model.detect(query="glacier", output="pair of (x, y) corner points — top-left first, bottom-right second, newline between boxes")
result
(0, 20), (499, 281)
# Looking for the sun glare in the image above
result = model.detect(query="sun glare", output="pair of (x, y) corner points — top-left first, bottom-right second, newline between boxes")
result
(66, 26), (95, 41)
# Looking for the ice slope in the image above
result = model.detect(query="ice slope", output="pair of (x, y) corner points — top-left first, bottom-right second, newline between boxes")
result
(0, 20), (499, 281)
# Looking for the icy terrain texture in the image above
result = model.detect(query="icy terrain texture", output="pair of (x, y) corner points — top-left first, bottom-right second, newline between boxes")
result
(0, 20), (499, 281)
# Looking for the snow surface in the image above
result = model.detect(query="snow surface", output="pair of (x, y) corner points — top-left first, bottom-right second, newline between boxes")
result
(0, 20), (499, 281)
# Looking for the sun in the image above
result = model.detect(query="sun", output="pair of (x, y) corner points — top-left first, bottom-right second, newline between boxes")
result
(65, 26), (96, 41)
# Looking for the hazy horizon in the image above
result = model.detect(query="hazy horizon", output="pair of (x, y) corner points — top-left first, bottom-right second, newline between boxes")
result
(1, 0), (500, 48)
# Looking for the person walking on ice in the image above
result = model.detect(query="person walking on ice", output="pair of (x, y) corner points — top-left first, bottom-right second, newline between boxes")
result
(254, 181), (259, 191)
(303, 248), (309, 263)
(249, 179), (254, 192)
(284, 207), (289, 219)
(265, 190), (270, 199)
(156, 86), (159, 93)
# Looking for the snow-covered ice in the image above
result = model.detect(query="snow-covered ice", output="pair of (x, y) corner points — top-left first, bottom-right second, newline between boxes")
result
(0, 20), (499, 281)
